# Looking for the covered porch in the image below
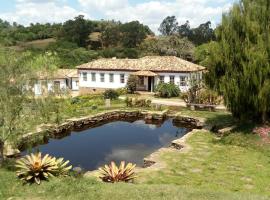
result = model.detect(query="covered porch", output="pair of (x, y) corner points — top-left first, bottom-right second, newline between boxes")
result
(131, 70), (158, 92)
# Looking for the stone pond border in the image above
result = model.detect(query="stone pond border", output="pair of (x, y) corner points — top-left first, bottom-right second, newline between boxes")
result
(4, 109), (208, 174)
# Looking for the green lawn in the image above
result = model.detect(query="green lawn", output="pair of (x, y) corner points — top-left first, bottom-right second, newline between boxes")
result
(0, 169), (269, 200)
(1, 109), (270, 199)
(139, 131), (270, 196)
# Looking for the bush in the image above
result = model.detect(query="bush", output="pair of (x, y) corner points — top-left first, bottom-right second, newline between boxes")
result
(126, 75), (138, 94)
(116, 88), (128, 95)
(155, 83), (180, 98)
(103, 89), (119, 100)
(182, 88), (221, 105)
(125, 97), (151, 108)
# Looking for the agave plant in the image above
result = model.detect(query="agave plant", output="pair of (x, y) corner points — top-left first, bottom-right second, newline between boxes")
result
(54, 157), (72, 176)
(15, 152), (72, 184)
(99, 161), (137, 183)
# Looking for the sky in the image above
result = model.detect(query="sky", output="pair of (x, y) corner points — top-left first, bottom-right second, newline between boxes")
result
(0, 0), (235, 33)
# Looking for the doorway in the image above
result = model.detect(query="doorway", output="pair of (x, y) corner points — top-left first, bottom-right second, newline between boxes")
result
(148, 77), (154, 92)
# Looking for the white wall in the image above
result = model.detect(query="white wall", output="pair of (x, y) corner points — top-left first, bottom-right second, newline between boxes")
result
(71, 78), (79, 91)
(155, 72), (193, 92)
(34, 79), (69, 96)
(78, 70), (202, 92)
(79, 70), (129, 89)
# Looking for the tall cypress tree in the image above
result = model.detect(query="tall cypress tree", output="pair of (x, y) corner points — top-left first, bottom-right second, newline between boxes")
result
(206, 0), (270, 122)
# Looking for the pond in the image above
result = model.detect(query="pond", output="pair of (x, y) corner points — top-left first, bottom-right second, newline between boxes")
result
(23, 119), (190, 170)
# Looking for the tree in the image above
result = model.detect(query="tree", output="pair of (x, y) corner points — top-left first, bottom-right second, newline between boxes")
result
(126, 75), (138, 94)
(140, 35), (195, 61)
(205, 0), (270, 122)
(0, 50), (36, 161)
(189, 21), (215, 45)
(59, 15), (94, 47)
(101, 24), (121, 48)
(178, 20), (191, 38)
(159, 16), (178, 36)
(120, 21), (149, 48)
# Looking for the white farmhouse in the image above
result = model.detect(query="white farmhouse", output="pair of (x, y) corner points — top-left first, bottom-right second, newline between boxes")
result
(34, 69), (79, 96)
(77, 56), (205, 94)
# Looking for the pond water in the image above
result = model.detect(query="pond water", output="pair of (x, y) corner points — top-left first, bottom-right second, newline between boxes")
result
(23, 119), (190, 170)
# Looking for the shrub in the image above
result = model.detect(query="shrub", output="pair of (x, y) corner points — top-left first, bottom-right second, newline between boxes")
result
(99, 161), (136, 183)
(125, 97), (151, 108)
(181, 92), (189, 103)
(115, 88), (128, 95)
(155, 83), (180, 98)
(182, 88), (221, 105)
(125, 97), (133, 107)
(15, 152), (72, 185)
(126, 75), (138, 94)
(103, 89), (119, 100)
(196, 89), (221, 105)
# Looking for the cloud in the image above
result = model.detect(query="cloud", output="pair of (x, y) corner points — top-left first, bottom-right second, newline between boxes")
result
(78, 0), (129, 11)
(0, 0), (232, 33)
(0, 0), (88, 25)
(79, 0), (233, 33)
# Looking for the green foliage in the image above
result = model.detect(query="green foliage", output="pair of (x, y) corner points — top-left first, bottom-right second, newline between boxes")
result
(120, 21), (149, 48)
(47, 41), (99, 68)
(195, 42), (218, 67)
(126, 75), (138, 94)
(15, 152), (72, 185)
(125, 97), (151, 108)
(155, 83), (180, 98)
(58, 15), (94, 47)
(179, 21), (215, 46)
(204, 0), (270, 122)
(140, 35), (195, 60)
(103, 89), (119, 100)
(101, 24), (121, 48)
(115, 88), (128, 95)
(0, 49), (38, 160)
(0, 19), (61, 46)
(158, 16), (178, 36)
(182, 88), (221, 105)
(101, 47), (139, 59)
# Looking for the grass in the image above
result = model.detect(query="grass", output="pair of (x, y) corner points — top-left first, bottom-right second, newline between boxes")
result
(0, 169), (269, 200)
(22, 95), (127, 134)
(139, 131), (270, 197)
(1, 107), (270, 199)
(9, 38), (56, 51)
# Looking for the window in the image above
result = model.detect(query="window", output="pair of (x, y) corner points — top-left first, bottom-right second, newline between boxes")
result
(109, 73), (114, 83)
(169, 76), (175, 84)
(159, 76), (164, 83)
(180, 76), (187, 86)
(91, 73), (96, 82)
(100, 73), (105, 82)
(82, 72), (87, 81)
(120, 74), (125, 83)
(75, 81), (79, 86)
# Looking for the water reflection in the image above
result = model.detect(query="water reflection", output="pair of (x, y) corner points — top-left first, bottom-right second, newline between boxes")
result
(23, 119), (190, 170)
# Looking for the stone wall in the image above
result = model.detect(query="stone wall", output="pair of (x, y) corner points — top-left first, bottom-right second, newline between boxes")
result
(7, 110), (205, 158)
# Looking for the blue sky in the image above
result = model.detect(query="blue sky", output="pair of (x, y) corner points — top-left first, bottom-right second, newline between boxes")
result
(0, 0), (235, 33)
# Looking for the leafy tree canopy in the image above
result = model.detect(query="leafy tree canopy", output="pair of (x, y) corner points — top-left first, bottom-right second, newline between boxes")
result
(202, 0), (270, 122)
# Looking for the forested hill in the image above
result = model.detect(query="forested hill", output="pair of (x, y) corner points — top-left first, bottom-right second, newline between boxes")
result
(0, 15), (215, 68)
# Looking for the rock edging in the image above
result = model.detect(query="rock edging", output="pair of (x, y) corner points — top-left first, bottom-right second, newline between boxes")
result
(5, 109), (169, 157)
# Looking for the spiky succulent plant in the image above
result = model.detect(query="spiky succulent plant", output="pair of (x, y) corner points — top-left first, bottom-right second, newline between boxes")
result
(99, 161), (137, 183)
(54, 157), (72, 176)
(15, 152), (72, 184)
